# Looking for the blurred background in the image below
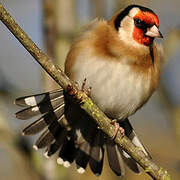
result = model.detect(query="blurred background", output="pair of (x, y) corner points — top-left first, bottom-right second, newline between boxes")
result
(0, 0), (180, 179)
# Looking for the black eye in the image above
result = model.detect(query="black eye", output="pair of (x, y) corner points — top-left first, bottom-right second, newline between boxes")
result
(134, 19), (142, 25)
(134, 18), (146, 29)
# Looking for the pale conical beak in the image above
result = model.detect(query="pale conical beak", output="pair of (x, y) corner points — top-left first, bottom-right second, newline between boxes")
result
(145, 25), (163, 38)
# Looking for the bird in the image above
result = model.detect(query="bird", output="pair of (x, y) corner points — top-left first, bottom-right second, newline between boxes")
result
(15, 4), (163, 177)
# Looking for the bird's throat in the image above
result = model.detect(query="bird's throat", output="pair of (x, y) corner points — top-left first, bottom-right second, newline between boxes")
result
(133, 27), (153, 46)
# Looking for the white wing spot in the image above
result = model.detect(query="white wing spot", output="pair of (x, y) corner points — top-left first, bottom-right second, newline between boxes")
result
(25, 97), (37, 106)
(31, 106), (39, 112)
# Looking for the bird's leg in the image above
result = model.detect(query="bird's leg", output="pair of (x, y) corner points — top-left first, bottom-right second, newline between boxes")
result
(111, 120), (125, 139)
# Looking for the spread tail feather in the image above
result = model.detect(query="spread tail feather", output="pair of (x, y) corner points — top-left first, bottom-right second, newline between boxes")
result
(120, 119), (151, 158)
(44, 129), (66, 158)
(15, 89), (64, 120)
(58, 137), (77, 165)
(75, 141), (91, 173)
(15, 89), (64, 107)
(15, 90), (151, 176)
(89, 131), (104, 176)
(119, 119), (151, 173)
(34, 121), (65, 149)
(106, 138), (125, 176)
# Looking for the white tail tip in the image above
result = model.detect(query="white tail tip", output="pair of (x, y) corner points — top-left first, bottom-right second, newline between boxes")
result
(22, 132), (25, 136)
(57, 157), (64, 165)
(63, 161), (71, 168)
(33, 145), (38, 151)
(44, 152), (50, 159)
(77, 167), (85, 174)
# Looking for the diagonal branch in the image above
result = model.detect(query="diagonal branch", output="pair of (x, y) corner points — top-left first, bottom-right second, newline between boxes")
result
(0, 4), (171, 180)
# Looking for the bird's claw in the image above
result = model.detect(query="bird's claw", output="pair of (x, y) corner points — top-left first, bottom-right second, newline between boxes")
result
(82, 78), (87, 92)
(75, 78), (92, 96)
(111, 120), (125, 139)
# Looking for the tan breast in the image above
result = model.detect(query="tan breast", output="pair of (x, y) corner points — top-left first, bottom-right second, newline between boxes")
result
(65, 19), (161, 119)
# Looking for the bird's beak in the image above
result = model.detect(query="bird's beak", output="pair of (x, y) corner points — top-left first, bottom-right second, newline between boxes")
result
(145, 25), (163, 38)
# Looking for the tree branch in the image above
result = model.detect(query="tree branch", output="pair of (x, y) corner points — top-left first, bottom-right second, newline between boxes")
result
(0, 3), (171, 180)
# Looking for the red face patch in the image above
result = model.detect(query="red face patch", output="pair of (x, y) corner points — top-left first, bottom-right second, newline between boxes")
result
(133, 28), (154, 46)
(132, 10), (159, 46)
(134, 10), (159, 27)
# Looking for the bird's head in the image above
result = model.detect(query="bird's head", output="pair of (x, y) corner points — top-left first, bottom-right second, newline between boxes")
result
(109, 5), (163, 47)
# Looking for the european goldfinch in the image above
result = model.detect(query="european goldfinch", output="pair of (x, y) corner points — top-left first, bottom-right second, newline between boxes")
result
(15, 4), (163, 177)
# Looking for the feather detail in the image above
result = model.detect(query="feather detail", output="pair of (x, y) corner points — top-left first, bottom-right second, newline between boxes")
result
(120, 148), (140, 173)
(15, 89), (64, 107)
(15, 95), (65, 120)
(34, 129), (54, 149)
(118, 118), (151, 173)
(106, 138), (125, 176)
(58, 138), (77, 165)
(75, 141), (91, 172)
(89, 131), (104, 176)
(22, 105), (66, 135)
(120, 119), (150, 157)
(44, 128), (67, 157)
(34, 121), (63, 149)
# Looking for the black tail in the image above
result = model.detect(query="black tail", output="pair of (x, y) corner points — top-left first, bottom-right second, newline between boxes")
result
(15, 89), (151, 176)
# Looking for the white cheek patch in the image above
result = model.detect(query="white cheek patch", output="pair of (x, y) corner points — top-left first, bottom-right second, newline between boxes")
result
(118, 16), (148, 50)
(118, 17), (136, 47)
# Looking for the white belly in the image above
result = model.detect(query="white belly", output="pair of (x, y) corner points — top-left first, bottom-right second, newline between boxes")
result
(70, 55), (152, 120)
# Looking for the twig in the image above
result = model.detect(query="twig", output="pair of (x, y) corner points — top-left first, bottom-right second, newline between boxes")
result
(42, 0), (58, 91)
(0, 3), (171, 180)
(43, 0), (57, 60)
